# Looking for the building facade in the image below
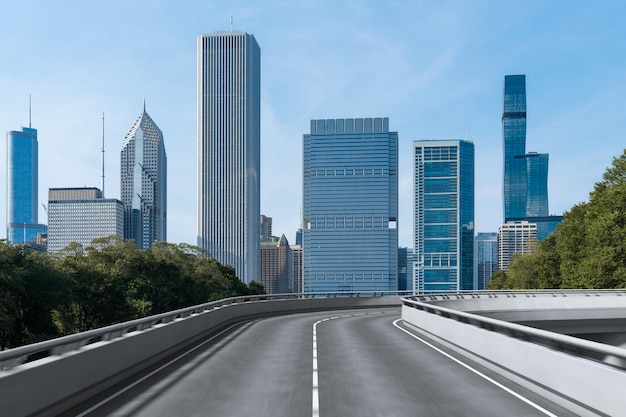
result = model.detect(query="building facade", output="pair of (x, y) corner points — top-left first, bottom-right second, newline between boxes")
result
(6, 127), (46, 244)
(47, 187), (124, 253)
(303, 118), (398, 293)
(121, 103), (167, 249)
(413, 140), (475, 293)
(397, 247), (415, 293)
(474, 232), (498, 290)
(291, 243), (303, 293)
(497, 221), (537, 271)
(197, 31), (261, 284)
(260, 234), (293, 294)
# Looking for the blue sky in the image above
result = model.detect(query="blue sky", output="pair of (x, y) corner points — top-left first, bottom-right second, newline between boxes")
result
(2, 0), (626, 248)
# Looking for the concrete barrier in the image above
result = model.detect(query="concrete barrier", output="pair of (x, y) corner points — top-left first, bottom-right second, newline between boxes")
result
(402, 294), (626, 417)
(0, 294), (401, 417)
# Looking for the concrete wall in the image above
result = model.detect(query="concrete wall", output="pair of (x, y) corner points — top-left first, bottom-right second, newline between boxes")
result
(0, 296), (400, 417)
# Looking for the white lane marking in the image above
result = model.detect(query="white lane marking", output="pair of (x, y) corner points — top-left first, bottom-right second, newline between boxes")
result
(75, 322), (249, 417)
(312, 310), (389, 417)
(392, 319), (558, 417)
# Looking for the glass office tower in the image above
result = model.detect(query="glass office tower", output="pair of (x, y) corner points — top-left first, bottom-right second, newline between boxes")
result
(303, 118), (398, 293)
(502, 74), (527, 222)
(414, 140), (474, 293)
(474, 232), (498, 290)
(6, 127), (46, 244)
(197, 32), (261, 284)
(525, 152), (549, 217)
(121, 103), (167, 249)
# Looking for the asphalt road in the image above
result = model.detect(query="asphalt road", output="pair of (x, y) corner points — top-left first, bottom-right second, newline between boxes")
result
(67, 308), (575, 417)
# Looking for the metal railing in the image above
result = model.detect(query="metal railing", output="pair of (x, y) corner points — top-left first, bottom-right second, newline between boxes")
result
(401, 291), (626, 366)
(0, 291), (405, 371)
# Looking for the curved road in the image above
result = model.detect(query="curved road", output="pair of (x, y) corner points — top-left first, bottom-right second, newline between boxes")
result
(65, 308), (575, 417)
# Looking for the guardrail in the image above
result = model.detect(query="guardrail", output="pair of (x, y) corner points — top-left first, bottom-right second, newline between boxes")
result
(401, 291), (626, 417)
(0, 291), (405, 372)
(402, 294), (626, 365)
(0, 291), (403, 417)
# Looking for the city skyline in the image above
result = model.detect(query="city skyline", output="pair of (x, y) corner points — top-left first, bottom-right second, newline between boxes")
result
(2, 2), (626, 248)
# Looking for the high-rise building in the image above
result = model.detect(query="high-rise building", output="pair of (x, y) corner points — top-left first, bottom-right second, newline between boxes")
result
(502, 74), (528, 222)
(197, 31), (261, 284)
(413, 140), (475, 293)
(261, 234), (293, 294)
(121, 102), (167, 249)
(291, 243), (303, 293)
(498, 221), (537, 271)
(474, 232), (498, 290)
(47, 187), (124, 253)
(260, 215), (277, 243)
(502, 75), (562, 240)
(303, 118), (398, 293)
(6, 126), (47, 244)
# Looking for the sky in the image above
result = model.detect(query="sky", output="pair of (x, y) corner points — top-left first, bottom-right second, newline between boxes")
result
(2, 0), (626, 248)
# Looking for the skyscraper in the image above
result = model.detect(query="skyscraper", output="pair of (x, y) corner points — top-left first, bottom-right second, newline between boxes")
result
(502, 74), (562, 241)
(6, 126), (47, 244)
(303, 118), (398, 293)
(47, 187), (124, 253)
(121, 102), (167, 249)
(197, 32), (261, 284)
(502, 74), (528, 222)
(414, 140), (474, 293)
(261, 234), (293, 294)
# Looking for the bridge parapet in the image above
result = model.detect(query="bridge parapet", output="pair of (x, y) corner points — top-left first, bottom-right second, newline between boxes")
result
(0, 292), (402, 417)
(402, 290), (626, 417)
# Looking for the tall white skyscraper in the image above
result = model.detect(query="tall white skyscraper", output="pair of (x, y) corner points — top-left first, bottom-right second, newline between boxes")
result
(197, 32), (261, 283)
(121, 102), (167, 249)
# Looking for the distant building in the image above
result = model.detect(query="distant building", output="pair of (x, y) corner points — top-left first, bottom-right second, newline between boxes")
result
(197, 31), (261, 284)
(502, 74), (562, 239)
(260, 215), (278, 243)
(474, 232), (498, 290)
(47, 187), (124, 253)
(121, 102), (167, 249)
(303, 117), (398, 293)
(291, 243), (303, 293)
(6, 126), (46, 244)
(261, 235), (293, 294)
(414, 140), (475, 293)
(497, 221), (537, 271)
(397, 247), (415, 293)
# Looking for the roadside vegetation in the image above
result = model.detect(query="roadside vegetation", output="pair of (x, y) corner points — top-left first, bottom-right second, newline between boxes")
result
(489, 149), (626, 290)
(0, 237), (264, 350)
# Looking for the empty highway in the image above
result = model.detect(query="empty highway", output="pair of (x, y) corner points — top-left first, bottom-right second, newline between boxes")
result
(63, 308), (575, 417)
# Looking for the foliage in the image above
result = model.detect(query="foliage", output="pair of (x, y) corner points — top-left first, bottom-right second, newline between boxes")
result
(0, 239), (264, 349)
(504, 149), (626, 290)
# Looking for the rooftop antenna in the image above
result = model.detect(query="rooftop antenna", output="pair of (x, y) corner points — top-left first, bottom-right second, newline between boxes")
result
(230, 16), (233, 32)
(464, 129), (469, 141)
(101, 112), (105, 197)
(29, 94), (32, 128)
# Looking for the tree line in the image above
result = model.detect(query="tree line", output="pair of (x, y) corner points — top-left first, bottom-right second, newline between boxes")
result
(0, 237), (264, 350)
(489, 149), (626, 290)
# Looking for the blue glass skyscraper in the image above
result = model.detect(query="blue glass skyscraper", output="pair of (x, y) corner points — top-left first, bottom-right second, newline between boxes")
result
(413, 140), (474, 293)
(303, 118), (398, 293)
(6, 126), (46, 244)
(502, 75), (561, 239)
(502, 74), (528, 222)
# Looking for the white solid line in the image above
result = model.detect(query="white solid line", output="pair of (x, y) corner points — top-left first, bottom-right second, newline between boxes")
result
(75, 322), (247, 417)
(392, 319), (558, 417)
